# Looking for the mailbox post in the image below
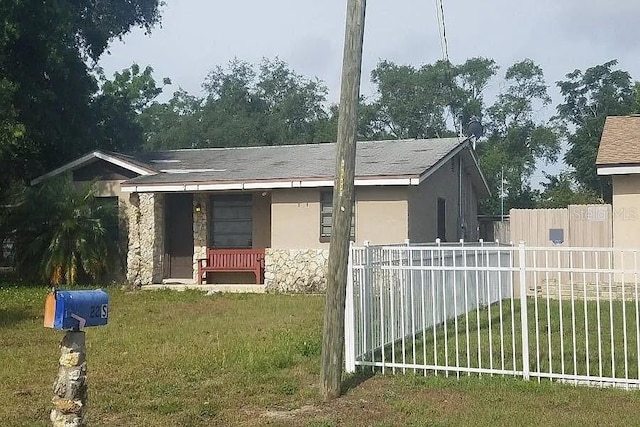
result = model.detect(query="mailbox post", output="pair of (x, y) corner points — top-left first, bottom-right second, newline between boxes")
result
(44, 289), (109, 427)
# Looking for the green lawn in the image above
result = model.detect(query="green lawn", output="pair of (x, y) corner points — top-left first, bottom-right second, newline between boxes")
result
(378, 298), (640, 381)
(2, 285), (640, 426)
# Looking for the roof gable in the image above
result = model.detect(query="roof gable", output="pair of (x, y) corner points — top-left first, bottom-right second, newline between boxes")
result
(31, 151), (156, 185)
(73, 160), (141, 181)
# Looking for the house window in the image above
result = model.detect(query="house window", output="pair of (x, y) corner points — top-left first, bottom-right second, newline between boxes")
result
(320, 190), (355, 243)
(210, 194), (253, 248)
(437, 197), (446, 241)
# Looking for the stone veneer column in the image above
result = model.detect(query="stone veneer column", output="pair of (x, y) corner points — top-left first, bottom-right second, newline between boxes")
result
(126, 193), (164, 286)
(152, 194), (165, 283)
(264, 248), (330, 293)
(193, 193), (208, 283)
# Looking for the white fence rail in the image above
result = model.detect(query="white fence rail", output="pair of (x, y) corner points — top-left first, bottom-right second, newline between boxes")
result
(345, 242), (640, 389)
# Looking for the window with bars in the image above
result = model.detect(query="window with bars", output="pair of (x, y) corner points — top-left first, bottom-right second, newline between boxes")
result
(320, 190), (355, 243)
(209, 194), (253, 248)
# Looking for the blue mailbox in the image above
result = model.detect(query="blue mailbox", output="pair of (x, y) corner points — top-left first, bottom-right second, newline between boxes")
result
(44, 289), (109, 330)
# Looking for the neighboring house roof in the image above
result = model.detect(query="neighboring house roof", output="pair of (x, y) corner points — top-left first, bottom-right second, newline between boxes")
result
(596, 115), (640, 175)
(31, 150), (156, 185)
(31, 137), (490, 196)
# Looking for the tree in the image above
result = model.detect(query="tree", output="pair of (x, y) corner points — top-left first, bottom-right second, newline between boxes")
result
(140, 88), (205, 150)
(359, 57), (498, 141)
(536, 172), (601, 208)
(362, 60), (451, 139)
(478, 59), (560, 215)
(197, 59), (266, 147)
(3, 177), (120, 285)
(0, 0), (163, 194)
(0, 79), (26, 192)
(193, 58), (330, 148)
(257, 59), (329, 144)
(556, 60), (636, 201)
(94, 64), (171, 152)
(451, 57), (499, 129)
(140, 58), (331, 150)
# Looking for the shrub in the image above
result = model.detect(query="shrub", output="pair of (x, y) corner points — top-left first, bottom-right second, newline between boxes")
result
(3, 176), (120, 285)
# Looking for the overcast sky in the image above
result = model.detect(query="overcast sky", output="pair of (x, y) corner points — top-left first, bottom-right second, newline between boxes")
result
(98, 0), (640, 181)
(100, 0), (640, 102)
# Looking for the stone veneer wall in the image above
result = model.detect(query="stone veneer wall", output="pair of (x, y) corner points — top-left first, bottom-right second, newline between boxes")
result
(528, 279), (636, 301)
(264, 248), (329, 293)
(126, 193), (164, 285)
(193, 193), (208, 282)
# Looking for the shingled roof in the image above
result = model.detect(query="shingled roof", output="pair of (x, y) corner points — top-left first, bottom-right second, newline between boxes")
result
(32, 137), (490, 194)
(596, 116), (640, 168)
(124, 138), (462, 185)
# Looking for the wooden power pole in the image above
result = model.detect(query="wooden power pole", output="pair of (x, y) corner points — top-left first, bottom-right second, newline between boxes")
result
(320, 0), (367, 400)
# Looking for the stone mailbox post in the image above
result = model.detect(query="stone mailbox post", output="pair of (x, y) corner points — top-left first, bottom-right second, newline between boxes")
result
(44, 289), (109, 427)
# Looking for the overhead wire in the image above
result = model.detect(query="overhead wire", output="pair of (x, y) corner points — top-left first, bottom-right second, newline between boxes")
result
(435, 0), (456, 133)
(434, 0), (445, 60)
(435, 0), (450, 62)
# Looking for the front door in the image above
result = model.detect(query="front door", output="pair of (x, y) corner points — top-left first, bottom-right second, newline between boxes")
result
(165, 193), (194, 278)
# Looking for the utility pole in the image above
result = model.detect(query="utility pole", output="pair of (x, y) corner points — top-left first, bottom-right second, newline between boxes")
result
(320, 0), (367, 400)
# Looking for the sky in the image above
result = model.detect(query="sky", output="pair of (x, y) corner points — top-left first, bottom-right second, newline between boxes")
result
(98, 0), (640, 182)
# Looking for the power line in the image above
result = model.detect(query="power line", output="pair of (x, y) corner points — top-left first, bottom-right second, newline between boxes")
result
(435, 0), (449, 62)
(434, 0), (445, 60)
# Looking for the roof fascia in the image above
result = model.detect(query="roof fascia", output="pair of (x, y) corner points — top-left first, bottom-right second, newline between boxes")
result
(120, 176), (421, 193)
(597, 165), (640, 175)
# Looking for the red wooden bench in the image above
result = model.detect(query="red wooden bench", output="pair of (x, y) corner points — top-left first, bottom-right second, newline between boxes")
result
(197, 248), (265, 284)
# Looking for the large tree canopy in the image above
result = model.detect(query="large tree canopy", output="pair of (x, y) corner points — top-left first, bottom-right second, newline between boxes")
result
(359, 58), (498, 140)
(0, 0), (163, 194)
(141, 58), (332, 150)
(478, 59), (560, 214)
(556, 60), (637, 201)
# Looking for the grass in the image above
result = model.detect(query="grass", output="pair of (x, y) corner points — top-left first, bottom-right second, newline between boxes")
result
(379, 298), (640, 381)
(2, 284), (640, 426)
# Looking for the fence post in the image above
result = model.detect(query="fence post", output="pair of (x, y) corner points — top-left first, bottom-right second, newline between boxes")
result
(518, 241), (530, 380)
(344, 241), (356, 373)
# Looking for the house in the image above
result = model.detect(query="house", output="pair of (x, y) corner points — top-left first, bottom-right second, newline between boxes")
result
(33, 137), (489, 291)
(596, 115), (640, 249)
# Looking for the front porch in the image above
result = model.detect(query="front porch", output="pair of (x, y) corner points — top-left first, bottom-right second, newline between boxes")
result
(126, 191), (272, 286)
(125, 190), (330, 293)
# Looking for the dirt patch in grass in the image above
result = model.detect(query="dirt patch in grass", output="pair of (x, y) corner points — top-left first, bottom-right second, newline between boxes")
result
(250, 375), (472, 426)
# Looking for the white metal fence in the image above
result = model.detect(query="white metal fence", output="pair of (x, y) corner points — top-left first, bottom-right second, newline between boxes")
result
(345, 241), (640, 389)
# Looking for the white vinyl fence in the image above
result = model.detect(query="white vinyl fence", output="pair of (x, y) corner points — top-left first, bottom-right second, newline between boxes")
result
(345, 241), (640, 389)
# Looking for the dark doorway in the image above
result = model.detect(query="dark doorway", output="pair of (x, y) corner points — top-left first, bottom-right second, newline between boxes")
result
(437, 197), (446, 241)
(165, 194), (194, 278)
